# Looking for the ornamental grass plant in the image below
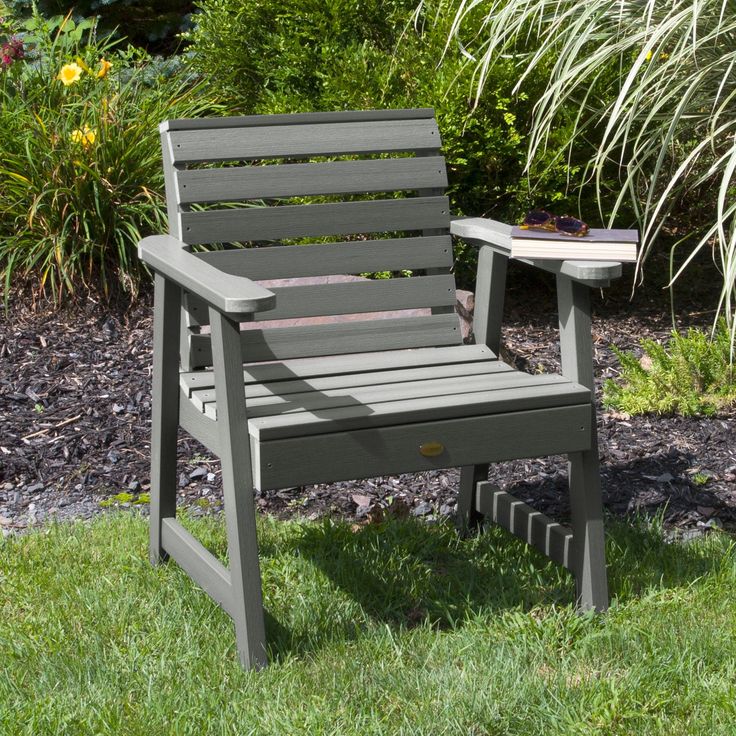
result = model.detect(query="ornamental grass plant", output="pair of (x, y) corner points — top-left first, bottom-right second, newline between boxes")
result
(0, 10), (220, 300)
(449, 0), (736, 342)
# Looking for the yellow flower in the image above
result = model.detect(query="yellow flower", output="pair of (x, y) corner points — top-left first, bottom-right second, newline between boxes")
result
(57, 62), (83, 86)
(70, 126), (97, 148)
(645, 49), (670, 63)
(97, 58), (112, 78)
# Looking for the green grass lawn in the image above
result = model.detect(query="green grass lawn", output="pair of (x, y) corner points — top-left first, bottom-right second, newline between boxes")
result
(1, 512), (735, 735)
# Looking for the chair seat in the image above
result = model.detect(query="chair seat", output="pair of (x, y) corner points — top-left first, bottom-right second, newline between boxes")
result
(180, 344), (591, 441)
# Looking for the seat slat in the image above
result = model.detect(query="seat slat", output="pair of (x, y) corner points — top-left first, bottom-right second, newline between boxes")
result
(190, 314), (461, 367)
(177, 157), (448, 204)
(195, 236), (453, 280)
(204, 371), (571, 420)
(248, 381), (591, 440)
(251, 274), (454, 322)
(181, 196), (449, 245)
(179, 344), (495, 394)
(168, 118), (441, 164)
(189, 360), (513, 410)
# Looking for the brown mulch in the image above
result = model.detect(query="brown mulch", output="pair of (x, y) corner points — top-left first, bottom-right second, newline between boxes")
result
(1, 266), (735, 537)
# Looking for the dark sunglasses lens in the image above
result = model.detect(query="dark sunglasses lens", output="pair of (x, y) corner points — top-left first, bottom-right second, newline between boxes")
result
(523, 210), (553, 227)
(555, 216), (587, 235)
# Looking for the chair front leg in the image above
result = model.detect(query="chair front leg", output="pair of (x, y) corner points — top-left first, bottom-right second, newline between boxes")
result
(150, 274), (181, 565)
(209, 307), (268, 670)
(557, 274), (609, 612)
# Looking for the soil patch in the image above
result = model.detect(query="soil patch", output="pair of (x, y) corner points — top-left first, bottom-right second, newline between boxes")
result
(1, 267), (734, 538)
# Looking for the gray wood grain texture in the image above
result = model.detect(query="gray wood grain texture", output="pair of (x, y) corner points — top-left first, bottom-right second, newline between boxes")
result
(179, 387), (221, 455)
(168, 118), (441, 163)
(456, 464), (488, 533)
(190, 314), (462, 367)
(180, 344), (495, 394)
(472, 244), (508, 354)
(451, 217), (623, 286)
(474, 483), (573, 569)
(159, 126), (195, 371)
(189, 360), (512, 410)
(567, 447), (609, 611)
(210, 308), (268, 669)
(205, 370), (572, 421)
(247, 378), (591, 440)
(249, 274), (453, 322)
(196, 236), (453, 280)
(149, 274), (181, 564)
(456, 242), (506, 534)
(253, 405), (591, 490)
(139, 235), (276, 315)
(177, 156), (448, 203)
(180, 196), (450, 245)
(557, 274), (609, 611)
(557, 275), (594, 391)
(162, 108), (437, 132)
(161, 518), (234, 615)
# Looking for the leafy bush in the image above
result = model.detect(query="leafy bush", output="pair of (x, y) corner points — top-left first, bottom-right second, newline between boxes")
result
(186, 0), (588, 288)
(451, 0), (736, 329)
(6, 0), (194, 50)
(0, 10), (221, 299)
(603, 321), (736, 417)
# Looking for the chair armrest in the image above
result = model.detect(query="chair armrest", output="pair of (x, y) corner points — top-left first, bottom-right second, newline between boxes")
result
(450, 216), (623, 288)
(138, 235), (276, 315)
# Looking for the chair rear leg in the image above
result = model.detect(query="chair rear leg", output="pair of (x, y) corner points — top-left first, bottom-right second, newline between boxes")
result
(568, 448), (609, 612)
(456, 464), (488, 533)
(150, 274), (181, 565)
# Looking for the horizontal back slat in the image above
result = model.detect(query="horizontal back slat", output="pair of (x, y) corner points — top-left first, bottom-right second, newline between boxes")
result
(163, 108), (436, 132)
(176, 157), (448, 204)
(195, 236), (453, 280)
(162, 108), (459, 366)
(190, 314), (461, 367)
(181, 196), (449, 244)
(169, 119), (441, 164)
(255, 274), (455, 322)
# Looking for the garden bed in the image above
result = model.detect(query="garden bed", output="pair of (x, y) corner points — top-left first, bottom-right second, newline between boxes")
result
(1, 270), (734, 537)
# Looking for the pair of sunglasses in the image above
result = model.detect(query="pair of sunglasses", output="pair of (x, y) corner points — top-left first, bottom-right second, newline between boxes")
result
(520, 210), (589, 237)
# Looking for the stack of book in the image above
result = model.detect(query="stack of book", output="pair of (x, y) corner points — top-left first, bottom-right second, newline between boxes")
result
(510, 226), (639, 261)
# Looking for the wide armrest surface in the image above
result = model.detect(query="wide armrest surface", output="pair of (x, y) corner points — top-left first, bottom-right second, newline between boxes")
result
(139, 235), (276, 315)
(451, 216), (623, 287)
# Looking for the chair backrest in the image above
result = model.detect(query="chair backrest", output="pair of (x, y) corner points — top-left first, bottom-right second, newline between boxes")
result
(159, 109), (460, 369)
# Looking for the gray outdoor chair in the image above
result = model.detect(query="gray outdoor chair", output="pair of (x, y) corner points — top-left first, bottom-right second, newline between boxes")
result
(138, 108), (620, 670)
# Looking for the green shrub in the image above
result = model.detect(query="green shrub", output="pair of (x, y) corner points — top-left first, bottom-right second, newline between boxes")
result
(0, 9), (222, 300)
(603, 320), (736, 417)
(7, 0), (194, 51)
(186, 0), (589, 288)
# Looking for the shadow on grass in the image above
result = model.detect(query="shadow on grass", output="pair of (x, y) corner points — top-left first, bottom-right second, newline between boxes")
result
(261, 512), (731, 662)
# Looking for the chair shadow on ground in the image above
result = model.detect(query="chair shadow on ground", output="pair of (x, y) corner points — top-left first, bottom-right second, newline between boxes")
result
(259, 491), (730, 663)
